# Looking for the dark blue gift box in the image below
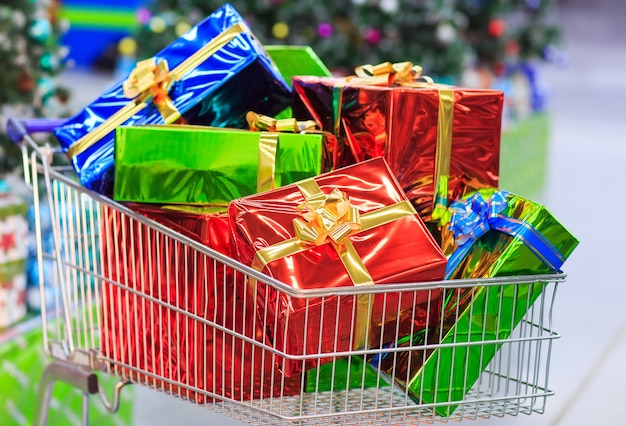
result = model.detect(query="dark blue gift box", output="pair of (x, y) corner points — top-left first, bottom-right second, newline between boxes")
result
(54, 3), (291, 194)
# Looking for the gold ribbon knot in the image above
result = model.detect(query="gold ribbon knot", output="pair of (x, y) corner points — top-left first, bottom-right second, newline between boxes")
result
(350, 61), (434, 86)
(294, 186), (361, 247)
(246, 111), (318, 133)
(123, 58), (181, 123)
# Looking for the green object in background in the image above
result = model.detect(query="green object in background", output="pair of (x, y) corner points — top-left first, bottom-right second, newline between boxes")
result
(59, 7), (138, 31)
(499, 113), (550, 199)
(0, 318), (134, 426)
(266, 46), (332, 119)
(305, 356), (389, 393)
(113, 125), (325, 205)
(405, 191), (579, 417)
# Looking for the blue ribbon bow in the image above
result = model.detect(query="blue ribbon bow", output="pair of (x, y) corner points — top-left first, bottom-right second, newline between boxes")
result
(445, 191), (566, 279)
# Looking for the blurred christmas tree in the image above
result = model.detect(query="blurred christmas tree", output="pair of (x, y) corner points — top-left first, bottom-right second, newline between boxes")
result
(131, 0), (561, 79)
(0, 0), (69, 175)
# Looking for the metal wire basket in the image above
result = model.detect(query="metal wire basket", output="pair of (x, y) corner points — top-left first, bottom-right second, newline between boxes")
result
(8, 118), (566, 425)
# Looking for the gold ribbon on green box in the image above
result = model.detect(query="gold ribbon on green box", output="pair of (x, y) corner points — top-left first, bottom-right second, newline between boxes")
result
(247, 111), (321, 193)
(252, 178), (417, 349)
(67, 22), (249, 160)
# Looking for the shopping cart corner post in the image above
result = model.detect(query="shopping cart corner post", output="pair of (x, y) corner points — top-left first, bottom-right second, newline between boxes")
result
(33, 360), (129, 426)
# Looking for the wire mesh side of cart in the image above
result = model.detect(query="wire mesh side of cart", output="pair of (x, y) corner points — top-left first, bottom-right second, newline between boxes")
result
(22, 131), (565, 425)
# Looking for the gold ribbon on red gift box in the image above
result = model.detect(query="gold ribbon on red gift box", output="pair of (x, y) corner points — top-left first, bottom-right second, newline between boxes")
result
(252, 178), (417, 349)
(66, 22), (249, 160)
(337, 61), (455, 220)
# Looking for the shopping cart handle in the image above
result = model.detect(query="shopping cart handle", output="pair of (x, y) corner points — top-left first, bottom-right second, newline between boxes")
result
(6, 117), (67, 144)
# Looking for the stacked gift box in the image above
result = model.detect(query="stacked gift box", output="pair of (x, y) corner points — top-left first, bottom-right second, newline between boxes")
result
(49, 3), (578, 415)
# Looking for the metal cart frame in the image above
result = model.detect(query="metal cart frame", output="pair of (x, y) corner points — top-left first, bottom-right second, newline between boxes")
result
(7, 117), (566, 425)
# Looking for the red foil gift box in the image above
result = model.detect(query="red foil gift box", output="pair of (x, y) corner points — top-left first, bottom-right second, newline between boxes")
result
(100, 204), (301, 402)
(229, 157), (447, 377)
(292, 69), (503, 219)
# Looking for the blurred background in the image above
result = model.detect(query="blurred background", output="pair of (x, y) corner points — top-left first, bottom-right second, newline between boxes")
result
(0, 0), (622, 425)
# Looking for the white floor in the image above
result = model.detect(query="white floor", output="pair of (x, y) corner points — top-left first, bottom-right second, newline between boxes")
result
(56, 1), (626, 424)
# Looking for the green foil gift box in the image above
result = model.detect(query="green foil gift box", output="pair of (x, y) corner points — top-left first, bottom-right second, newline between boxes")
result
(266, 45), (332, 88)
(305, 356), (389, 393)
(266, 45), (332, 119)
(113, 124), (326, 205)
(380, 189), (578, 417)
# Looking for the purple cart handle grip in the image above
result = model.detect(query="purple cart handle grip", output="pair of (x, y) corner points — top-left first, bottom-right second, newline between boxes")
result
(7, 117), (66, 144)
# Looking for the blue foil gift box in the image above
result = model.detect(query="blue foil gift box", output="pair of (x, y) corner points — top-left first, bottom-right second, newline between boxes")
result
(53, 3), (291, 195)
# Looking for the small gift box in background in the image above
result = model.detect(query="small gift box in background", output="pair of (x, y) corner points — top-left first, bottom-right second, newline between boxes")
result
(113, 123), (326, 205)
(384, 189), (579, 416)
(54, 3), (291, 195)
(229, 157), (447, 377)
(265, 45), (332, 119)
(266, 45), (332, 88)
(0, 191), (29, 328)
(292, 62), (503, 219)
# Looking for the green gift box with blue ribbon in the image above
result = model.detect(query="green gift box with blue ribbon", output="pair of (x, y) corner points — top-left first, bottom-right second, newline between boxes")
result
(384, 189), (579, 416)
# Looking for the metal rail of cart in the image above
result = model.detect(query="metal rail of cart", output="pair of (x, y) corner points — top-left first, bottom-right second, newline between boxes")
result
(7, 117), (566, 425)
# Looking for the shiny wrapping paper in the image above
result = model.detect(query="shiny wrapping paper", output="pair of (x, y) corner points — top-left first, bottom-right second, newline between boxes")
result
(265, 46), (332, 88)
(125, 203), (232, 250)
(113, 125), (325, 205)
(265, 45), (332, 119)
(100, 204), (301, 402)
(305, 356), (389, 393)
(381, 189), (579, 416)
(54, 4), (290, 195)
(229, 157), (447, 377)
(291, 76), (503, 219)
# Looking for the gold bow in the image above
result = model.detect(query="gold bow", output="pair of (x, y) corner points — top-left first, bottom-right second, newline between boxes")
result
(246, 111), (318, 133)
(123, 58), (180, 124)
(349, 61), (434, 86)
(252, 178), (418, 348)
(294, 186), (361, 248)
(66, 22), (248, 160)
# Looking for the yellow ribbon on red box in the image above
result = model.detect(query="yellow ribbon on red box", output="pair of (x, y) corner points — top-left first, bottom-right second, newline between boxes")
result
(341, 61), (454, 219)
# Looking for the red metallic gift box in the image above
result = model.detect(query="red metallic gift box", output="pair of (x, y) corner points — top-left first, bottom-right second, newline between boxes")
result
(100, 204), (301, 402)
(292, 73), (503, 219)
(229, 157), (447, 376)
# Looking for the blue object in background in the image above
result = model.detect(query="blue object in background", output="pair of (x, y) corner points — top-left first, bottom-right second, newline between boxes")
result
(60, 0), (146, 68)
(520, 61), (548, 112)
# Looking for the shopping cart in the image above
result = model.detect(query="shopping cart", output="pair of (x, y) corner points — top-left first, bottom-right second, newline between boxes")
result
(7, 117), (567, 426)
